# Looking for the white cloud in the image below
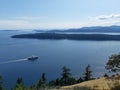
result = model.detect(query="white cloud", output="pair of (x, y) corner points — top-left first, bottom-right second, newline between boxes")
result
(89, 14), (120, 20)
(0, 19), (119, 30)
(0, 14), (120, 30)
(0, 20), (35, 30)
(15, 16), (49, 20)
(0, 19), (84, 30)
(87, 14), (120, 27)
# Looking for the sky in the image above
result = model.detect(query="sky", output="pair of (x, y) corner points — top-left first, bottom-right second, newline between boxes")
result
(0, 0), (120, 30)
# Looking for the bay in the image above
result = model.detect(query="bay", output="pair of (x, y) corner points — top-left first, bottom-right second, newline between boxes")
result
(0, 31), (120, 89)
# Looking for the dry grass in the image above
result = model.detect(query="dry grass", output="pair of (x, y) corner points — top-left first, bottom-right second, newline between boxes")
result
(59, 75), (120, 90)
(35, 75), (120, 90)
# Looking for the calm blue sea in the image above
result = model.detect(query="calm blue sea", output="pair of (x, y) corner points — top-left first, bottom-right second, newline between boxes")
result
(0, 31), (120, 89)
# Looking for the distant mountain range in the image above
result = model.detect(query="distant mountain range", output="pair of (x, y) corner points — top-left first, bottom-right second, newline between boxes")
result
(1, 25), (120, 33)
(35, 26), (120, 33)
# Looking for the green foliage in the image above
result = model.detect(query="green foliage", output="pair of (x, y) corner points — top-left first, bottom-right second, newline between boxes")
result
(16, 77), (23, 85)
(1, 65), (94, 89)
(55, 78), (60, 86)
(105, 53), (120, 73)
(49, 78), (60, 86)
(0, 75), (4, 90)
(37, 73), (47, 89)
(14, 84), (24, 90)
(77, 77), (83, 83)
(60, 66), (74, 86)
(48, 80), (56, 86)
(48, 66), (77, 87)
(12, 77), (25, 90)
(83, 64), (92, 81)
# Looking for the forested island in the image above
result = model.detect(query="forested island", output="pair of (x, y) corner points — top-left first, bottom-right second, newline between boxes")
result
(11, 33), (120, 41)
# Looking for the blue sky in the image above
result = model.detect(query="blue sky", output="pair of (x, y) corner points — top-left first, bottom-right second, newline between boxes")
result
(0, 0), (120, 30)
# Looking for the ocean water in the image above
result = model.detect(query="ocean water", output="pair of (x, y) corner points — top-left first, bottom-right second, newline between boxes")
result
(0, 31), (120, 89)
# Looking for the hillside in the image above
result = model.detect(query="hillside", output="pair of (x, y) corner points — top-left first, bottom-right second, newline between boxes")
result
(61, 76), (120, 90)
(35, 26), (120, 33)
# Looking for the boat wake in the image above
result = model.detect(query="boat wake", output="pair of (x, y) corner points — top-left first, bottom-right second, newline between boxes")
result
(0, 58), (28, 64)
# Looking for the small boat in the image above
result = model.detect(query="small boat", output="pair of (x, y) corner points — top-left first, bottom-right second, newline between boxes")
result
(27, 55), (38, 60)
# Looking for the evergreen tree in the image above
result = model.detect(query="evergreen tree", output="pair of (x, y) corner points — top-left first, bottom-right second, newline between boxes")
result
(77, 77), (83, 83)
(67, 77), (76, 85)
(0, 76), (4, 90)
(40, 73), (46, 85)
(13, 77), (25, 90)
(105, 53), (120, 73)
(37, 73), (46, 89)
(48, 80), (56, 86)
(16, 77), (23, 85)
(60, 66), (72, 86)
(55, 78), (60, 86)
(83, 64), (92, 81)
(48, 78), (60, 86)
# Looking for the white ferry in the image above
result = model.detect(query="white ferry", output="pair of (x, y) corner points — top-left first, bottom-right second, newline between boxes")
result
(27, 55), (38, 60)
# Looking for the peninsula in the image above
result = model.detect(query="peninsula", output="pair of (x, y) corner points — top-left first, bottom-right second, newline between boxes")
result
(11, 33), (120, 41)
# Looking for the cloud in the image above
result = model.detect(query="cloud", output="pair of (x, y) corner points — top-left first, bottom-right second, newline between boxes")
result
(87, 14), (120, 27)
(1, 14), (120, 30)
(90, 14), (120, 20)
(15, 16), (48, 20)
(0, 19), (85, 30)
(0, 19), (119, 30)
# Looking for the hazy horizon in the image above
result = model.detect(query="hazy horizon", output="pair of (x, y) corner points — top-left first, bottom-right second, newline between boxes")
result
(0, 0), (120, 30)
